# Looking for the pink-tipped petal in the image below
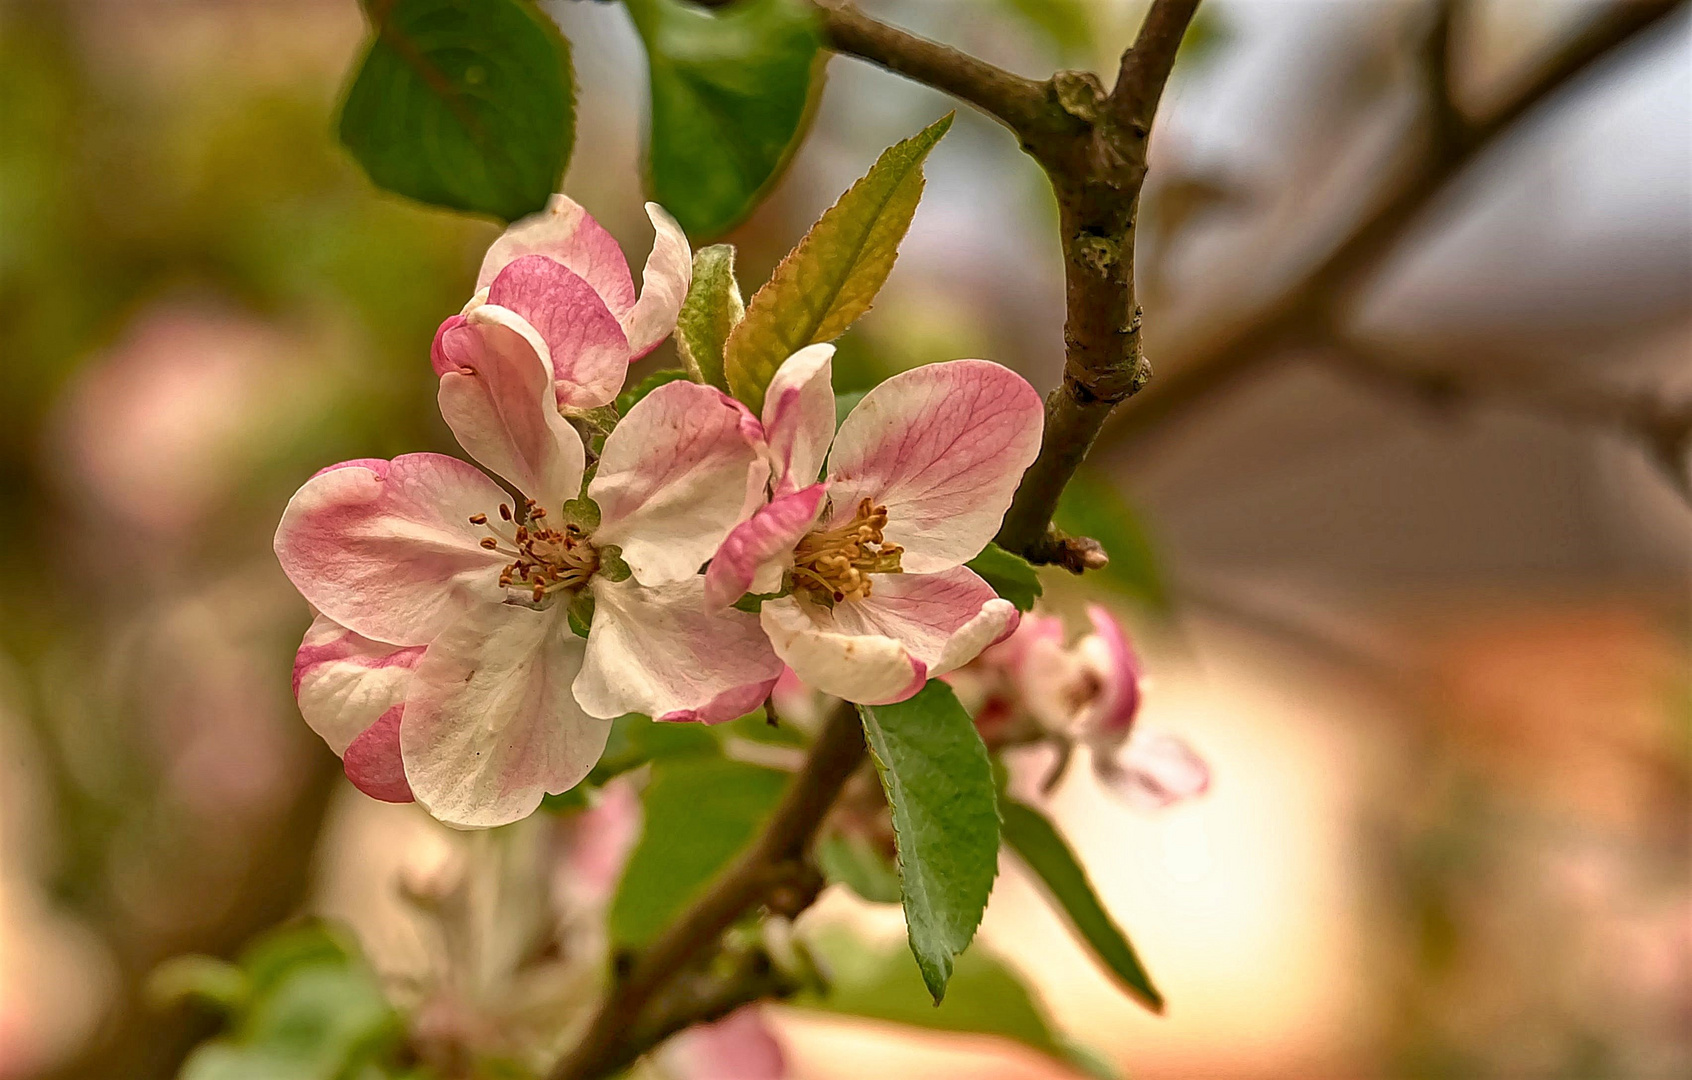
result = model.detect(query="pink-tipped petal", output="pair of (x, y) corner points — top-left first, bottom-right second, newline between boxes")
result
(1098, 731), (1211, 810)
(760, 344), (836, 494)
(826, 360), (1043, 572)
(343, 706), (413, 803)
(703, 484), (826, 609)
(574, 576), (782, 722)
(758, 596), (926, 706)
(476, 194), (637, 319)
(662, 1007), (788, 1080)
(430, 314), (465, 377)
(1080, 603), (1144, 741)
(590, 381), (769, 586)
(831, 567), (1018, 681)
(401, 603), (609, 829)
(274, 454), (509, 645)
(486, 256), (632, 408)
(436, 305), (587, 509)
(292, 614), (424, 754)
(622, 202), (691, 359)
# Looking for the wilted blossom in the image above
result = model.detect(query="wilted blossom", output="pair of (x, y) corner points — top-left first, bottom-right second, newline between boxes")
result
(279, 199), (779, 828)
(704, 344), (1044, 704)
(957, 605), (1210, 809)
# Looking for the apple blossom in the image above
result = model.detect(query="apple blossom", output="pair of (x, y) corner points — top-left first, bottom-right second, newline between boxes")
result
(433, 195), (691, 411)
(704, 345), (1045, 705)
(970, 606), (1210, 809)
(277, 298), (777, 828)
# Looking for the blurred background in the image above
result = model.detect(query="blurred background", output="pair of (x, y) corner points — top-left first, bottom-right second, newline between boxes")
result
(1, 0), (1687, 1077)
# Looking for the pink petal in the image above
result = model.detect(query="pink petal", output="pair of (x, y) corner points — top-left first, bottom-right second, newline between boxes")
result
(589, 381), (769, 586)
(292, 613), (424, 754)
(476, 194), (637, 320)
(832, 567), (1019, 681)
(486, 256), (632, 409)
(274, 454), (509, 645)
(1098, 731), (1211, 810)
(574, 576), (781, 722)
(761, 344), (836, 495)
(826, 360), (1043, 572)
(435, 305), (586, 509)
(558, 777), (642, 909)
(1079, 604), (1144, 741)
(400, 603), (610, 829)
(622, 202), (692, 359)
(758, 595), (926, 706)
(662, 1007), (788, 1080)
(703, 484), (826, 609)
(343, 705), (413, 803)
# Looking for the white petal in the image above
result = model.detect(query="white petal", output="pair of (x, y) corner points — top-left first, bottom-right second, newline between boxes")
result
(758, 595), (924, 706)
(622, 202), (692, 359)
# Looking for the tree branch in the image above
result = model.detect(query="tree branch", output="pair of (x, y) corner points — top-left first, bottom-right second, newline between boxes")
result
(547, 700), (866, 1080)
(815, 2), (1052, 135)
(1100, 0), (1688, 454)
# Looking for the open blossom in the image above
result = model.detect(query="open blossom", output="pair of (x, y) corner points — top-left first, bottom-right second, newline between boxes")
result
(278, 201), (777, 829)
(703, 345), (1045, 704)
(972, 606), (1210, 809)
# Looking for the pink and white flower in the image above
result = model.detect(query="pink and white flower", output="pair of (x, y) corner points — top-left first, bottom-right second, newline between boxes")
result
(277, 300), (777, 828)
(659, 1007), (789, 1080)
(980, 606), (1210, 809)
(433, 195), (692, 410)
(703, 345), (1044, 704)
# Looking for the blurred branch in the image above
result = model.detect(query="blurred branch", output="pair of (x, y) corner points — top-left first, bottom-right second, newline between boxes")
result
(1100, 0), (1689, 453)
(1321, 341), (1692, 502)
(814, 1), (1205, 563)
(547, 699), (865, 1080)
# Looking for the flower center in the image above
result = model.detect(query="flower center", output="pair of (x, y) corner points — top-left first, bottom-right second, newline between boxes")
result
(789, 497), (903, 603)
(471, 499), (599, 603)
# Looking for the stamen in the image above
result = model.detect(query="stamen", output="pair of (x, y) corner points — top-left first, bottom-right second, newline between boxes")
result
(789, 498), (902, 603)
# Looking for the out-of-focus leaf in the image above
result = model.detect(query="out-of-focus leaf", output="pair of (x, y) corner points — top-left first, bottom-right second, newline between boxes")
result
(801, 927), (1104, 1071)
(817, 832), (902, 904)
(966, 542), (1043, 612)
(725, 115), (953, 412)
(614, 368), (691, 414)
(1000, 798), (1163, 1012)
(337, 0), (574, 222)
(1054, 468), (1169, 613)
(626, 0), (823, 238)
(995, 0), (1093, 59)
(832, 388), (865, 428)
(857, 679), (998, 1002)
(1176, 5), (1230, 69)
(676, 244), (744, 389)
(540, 714), (721, 813)
(147, 955), (249, 1014)
(610, 758), (787, 947)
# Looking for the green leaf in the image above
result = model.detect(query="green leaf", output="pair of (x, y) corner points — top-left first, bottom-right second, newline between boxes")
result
(965, 542), (1043, 612)
(725, 114), (953, 412)
(614, 367), (691, 415)
(857, 680), (998, 1002)
(1000, 798), (1163, 1012)
(801, 927), (1079, 1067)
(610, 758), (787, 947)
(626, 0), (823, 237)
(676, 244), (744, 389)
(337, 0), (574, 222)
(817, 832), (902, 905)
(1054, 469), (1170, 613)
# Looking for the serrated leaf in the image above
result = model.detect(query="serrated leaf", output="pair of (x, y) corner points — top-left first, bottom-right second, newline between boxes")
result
(626, 0), (823, 237)
(337, 0), (574, 222)
(676, 245), (744, 388)
(1054, 469), (1170, 613)
(725, 114), (953, 412)
(614, 368), (691, 415)
(610, 757), (787, 947)
(966, 542), (1043, 612)
(1000, 798), (1163, 1012)
(857, 679), (998, 1002)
